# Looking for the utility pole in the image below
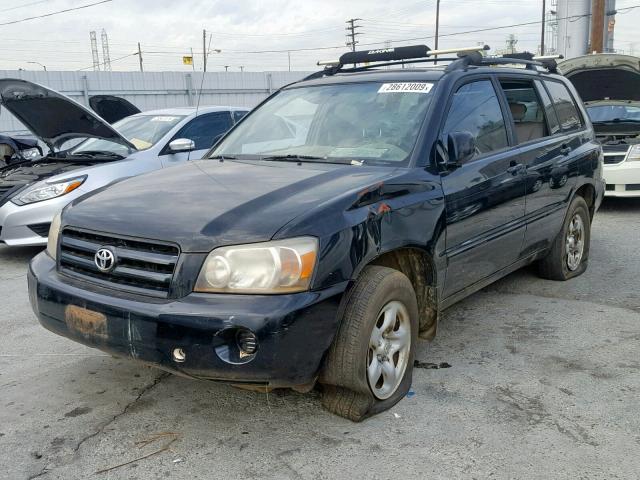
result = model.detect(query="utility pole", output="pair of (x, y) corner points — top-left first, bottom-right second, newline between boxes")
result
(203, 29), (207, 72)
(434, 0), (441, 63)
(90, 31), (100, 71)
(224, 65), (229, 72)
(590, 0), (605, 53)
(288, 51), (291, 72)
(239, 66), (244, 72)
(190, 47), (195, 71)
(101, 29), (112, 71)
(345, 18), (362, 52)
(137, 42), (143, 72)
(540, 0), (546, 55)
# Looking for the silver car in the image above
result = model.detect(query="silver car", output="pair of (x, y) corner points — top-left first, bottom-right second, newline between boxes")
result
(0, 79), (248, 246)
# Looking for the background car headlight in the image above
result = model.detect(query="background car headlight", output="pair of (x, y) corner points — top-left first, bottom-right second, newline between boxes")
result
(20, 147), (41, 161)
(194, 237), (318, 294)
(12, 175), (86, 206)
(626, 144), (640, 161)
(46, 212), (62, 260)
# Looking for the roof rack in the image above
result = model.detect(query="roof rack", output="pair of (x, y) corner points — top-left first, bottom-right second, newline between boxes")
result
(306, 44), (490, 80)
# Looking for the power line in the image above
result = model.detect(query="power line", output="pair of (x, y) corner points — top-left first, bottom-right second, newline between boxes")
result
(0, 0), (112, 27)
(0, 0), (52, 13)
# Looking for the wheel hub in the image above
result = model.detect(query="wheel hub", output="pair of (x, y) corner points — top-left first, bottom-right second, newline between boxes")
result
(367, 300), (411, 400)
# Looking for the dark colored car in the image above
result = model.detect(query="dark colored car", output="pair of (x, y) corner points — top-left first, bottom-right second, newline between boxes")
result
(28, 46), (604, 421)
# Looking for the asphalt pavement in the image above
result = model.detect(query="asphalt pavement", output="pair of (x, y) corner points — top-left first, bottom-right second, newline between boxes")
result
(1, 198), (639, 479)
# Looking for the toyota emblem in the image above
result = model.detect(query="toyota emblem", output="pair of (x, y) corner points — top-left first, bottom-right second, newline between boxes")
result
(94, 248), (116, 272)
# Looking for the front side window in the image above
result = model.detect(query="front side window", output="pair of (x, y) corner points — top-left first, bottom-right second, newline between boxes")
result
(499, 80), (549, 144)
(72, 114), (185, 155)
(173, 112), (233, 150)
(212, 81), (435, 166)
(441, 80), (508, 163)
(544, 81), (583, 131)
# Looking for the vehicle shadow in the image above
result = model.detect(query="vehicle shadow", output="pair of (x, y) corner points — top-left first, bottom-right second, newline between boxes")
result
(598, 196), (640, 212)
(0, 244), (43, 266)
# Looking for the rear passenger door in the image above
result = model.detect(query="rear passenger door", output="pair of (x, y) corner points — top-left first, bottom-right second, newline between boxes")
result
(439, 78), (528, 299)
(161, 111), (233, 166)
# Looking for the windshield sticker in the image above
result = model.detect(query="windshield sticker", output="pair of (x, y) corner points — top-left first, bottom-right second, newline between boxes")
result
(378, 82), (433, 94)
(130, 138), (153, 150)
(150, 116), (180, 122)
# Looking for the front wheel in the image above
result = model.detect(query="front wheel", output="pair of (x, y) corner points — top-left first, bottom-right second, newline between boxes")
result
(320, 266), (418, 421)
(538, 195), (591, 280)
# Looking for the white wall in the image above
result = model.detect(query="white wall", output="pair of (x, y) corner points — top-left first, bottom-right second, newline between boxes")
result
(0, 70), (312, 134)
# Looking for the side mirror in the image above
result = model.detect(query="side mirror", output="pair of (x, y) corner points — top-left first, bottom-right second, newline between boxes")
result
(446, 131), (476, 167)
(168, 138), (195, 153)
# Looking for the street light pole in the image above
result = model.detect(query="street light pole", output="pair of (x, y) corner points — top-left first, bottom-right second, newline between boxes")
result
(541, 0), (546, 55)
(434, 0), (441, 64)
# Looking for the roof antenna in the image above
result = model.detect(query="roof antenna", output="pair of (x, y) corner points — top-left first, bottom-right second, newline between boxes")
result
(188, 32), (213, 161)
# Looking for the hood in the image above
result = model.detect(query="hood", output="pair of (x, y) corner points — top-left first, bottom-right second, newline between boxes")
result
(89, 95), (141, 124)
(0, 78), (136, 151)
(559, 54), (640, 102)
(63, 159), (400, 252)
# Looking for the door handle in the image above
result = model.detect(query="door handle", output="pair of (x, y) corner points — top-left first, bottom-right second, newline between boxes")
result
(560, 144), (572, 156)
(507, 163), (526, 175)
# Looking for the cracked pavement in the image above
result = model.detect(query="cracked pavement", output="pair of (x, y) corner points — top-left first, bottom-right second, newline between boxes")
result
(1, 198), (640, 479)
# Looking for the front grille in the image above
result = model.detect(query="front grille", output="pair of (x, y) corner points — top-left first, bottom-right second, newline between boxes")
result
(27, 223), (51, 237)
(606, 184), (615, 191)
(59, 228), (180, 298)
(626, 184), (640, 191)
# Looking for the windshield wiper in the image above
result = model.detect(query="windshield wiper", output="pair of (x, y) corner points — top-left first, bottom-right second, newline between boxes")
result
(208, 154), (238, 160)
(261, 154), (361, 165)
(70, 150), (126, 159)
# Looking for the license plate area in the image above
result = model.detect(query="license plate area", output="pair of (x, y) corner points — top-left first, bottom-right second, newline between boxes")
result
(64, 305), (108, 340)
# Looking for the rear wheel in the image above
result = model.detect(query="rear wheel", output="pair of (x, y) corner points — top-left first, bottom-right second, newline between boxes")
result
(320, 266), (418, 421)
(538, 196), (590, 280)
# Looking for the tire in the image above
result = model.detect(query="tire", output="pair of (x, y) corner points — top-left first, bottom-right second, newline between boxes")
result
(538, 195), (591, 281)
(320, 266), (419, 421)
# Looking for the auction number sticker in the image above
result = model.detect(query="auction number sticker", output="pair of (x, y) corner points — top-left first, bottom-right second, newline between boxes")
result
(378, 82), (433, 94)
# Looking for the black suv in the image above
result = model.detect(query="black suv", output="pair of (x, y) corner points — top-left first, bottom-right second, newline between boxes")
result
(28, 45), (605, 421)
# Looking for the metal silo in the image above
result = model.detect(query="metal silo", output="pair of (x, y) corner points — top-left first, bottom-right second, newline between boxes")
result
(556, 0), (591, 58)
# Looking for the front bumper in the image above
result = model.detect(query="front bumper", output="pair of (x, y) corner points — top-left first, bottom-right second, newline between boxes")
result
(0, 191), (83, 246)
(603, 161), (640, 197)
(28, 252), (346, 387)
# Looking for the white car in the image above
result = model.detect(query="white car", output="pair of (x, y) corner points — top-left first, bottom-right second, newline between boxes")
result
(560, 54), (640, 197)
(0, 78), (249, 246)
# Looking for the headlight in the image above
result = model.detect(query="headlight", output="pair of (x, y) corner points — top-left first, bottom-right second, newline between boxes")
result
(20, 147), (41, 160)
(194, 237), (318, 294)
(46, 212), (62, 260)
(12, 175), (86, 206)
(626, 144), (640, 161)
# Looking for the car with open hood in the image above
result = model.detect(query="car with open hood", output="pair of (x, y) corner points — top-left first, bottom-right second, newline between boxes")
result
(0, 78), (249, 246)
(0, 133), (42, 167)
(28, 45), (604, 421)
(560, 54), (640, 197)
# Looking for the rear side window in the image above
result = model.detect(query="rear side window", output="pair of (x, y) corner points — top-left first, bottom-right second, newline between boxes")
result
(544, 81), (583, 132)
(441, 80), (508, 163)
(233, 110), (248, 123)
(535, 80), (561, 135)
(499, 80), (548, 144)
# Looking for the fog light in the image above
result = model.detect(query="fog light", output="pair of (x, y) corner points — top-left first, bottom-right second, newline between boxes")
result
(236, 330), (258, 358)
(172, 348), (186, 363)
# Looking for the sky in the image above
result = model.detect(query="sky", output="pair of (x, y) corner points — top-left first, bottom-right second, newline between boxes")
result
(0, 0), (639, 72)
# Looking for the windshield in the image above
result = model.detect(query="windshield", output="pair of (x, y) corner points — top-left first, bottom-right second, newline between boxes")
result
(211, 81), (435, 166)
(586, 104), (640, 123)
(71, 114), (186, 155)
